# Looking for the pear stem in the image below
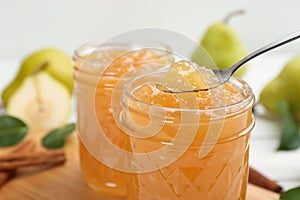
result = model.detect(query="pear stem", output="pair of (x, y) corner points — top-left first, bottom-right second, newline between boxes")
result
(32, 62), (48, 75)
(223, 10), (245, 24)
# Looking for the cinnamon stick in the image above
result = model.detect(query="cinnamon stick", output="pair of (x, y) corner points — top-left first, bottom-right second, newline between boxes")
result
(0, 150), (65, 171)
(0, 140), (66, 188)
(0, 150), (64, 162)
(0, 140), (36, 188)
(249, 166), (283, 193)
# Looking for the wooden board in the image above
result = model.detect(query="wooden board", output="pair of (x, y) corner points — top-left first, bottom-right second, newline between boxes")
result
(0, 132), (279, 200)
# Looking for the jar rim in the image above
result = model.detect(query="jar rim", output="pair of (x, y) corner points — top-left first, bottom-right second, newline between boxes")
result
(73, 42), (173, 61)
(122, 69), (255, 116)
(73, 43), (175, 76)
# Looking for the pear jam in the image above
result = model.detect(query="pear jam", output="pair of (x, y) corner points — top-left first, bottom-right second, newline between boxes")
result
(73, 44), (173, 197)
(122, 60), (255, 200)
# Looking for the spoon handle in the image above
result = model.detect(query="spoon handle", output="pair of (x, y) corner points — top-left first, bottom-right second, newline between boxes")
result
(230, 30), (300, 74)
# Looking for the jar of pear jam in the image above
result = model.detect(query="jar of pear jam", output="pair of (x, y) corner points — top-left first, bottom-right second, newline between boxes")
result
(118, 67), (255, 200)
(73, 43), (173, 197)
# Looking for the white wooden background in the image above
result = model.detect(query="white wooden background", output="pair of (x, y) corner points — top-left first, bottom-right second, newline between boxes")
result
(1, 0), (300, 60)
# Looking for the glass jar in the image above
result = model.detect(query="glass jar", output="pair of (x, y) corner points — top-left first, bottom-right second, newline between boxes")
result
(73, 43), (173, 197)
(118, 70), (255, 200)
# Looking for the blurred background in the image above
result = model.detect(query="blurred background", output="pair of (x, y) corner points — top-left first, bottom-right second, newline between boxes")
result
(1, 0), (300, 60)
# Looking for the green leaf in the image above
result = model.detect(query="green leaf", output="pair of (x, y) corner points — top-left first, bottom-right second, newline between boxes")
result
(277, 101), (300, 150)
(0, 115), (28, 147)
(42, 123), (76, 149)
(280, 186), (300, 200)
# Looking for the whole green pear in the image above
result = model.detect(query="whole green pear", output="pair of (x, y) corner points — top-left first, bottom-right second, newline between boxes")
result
(2, 48), (73, 105)
(192, 11), (248, 77)
(260, 56), (300, 120)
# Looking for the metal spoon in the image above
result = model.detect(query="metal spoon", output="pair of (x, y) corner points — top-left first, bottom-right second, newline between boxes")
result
(159, 30), (300, 93)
